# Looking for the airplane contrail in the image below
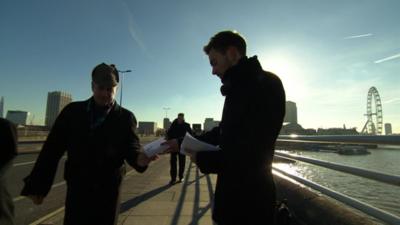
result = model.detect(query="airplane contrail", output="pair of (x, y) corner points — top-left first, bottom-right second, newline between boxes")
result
(121, 1), (152, 59)
(344, 33), (373, 39)
(374, 53), (400, 64)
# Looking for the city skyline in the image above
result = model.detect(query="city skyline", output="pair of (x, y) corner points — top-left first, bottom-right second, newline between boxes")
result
(1, 90), (396, 133)
(1, 1), (399, 133)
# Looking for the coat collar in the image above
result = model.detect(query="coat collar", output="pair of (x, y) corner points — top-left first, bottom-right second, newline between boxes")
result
(86, 97), (121, 113)
(86, 97), (121, 130)
(220, 56), (262, 96)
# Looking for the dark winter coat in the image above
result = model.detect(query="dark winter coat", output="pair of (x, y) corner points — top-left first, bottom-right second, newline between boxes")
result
(0, 118), (17, 225)
(196, 56), (286, 225)
(21, 98), (146, 225)
(166, 119), (192, 145)
(0, 118), (17, 172)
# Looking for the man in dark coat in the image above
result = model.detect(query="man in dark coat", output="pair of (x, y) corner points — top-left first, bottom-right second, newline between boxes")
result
(166, 113), (192, 184)
(21, 63), (155, 225)
(0, 118), (18, 225)
(165, 31), (286, 225)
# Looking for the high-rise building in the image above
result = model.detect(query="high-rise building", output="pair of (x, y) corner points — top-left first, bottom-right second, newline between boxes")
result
(163, 118), (171, 130)
(192, 123), (202, 135)
(192, 123), (201, 131)
(204, 118), (219, 132)
(0, 96), (4, 118)
(138, 121), (157, 135)
(284, 101), (297, 124)
(6, 110), (29, 125)
(385, 123), (392, 135)
(45, 91), (72, 128)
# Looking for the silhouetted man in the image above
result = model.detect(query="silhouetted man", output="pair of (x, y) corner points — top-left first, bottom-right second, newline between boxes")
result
(0, 118), (18, 225)
(21, 63), (156, 225)
(166, 113), (192, 184)
(165, 31), (286, 225)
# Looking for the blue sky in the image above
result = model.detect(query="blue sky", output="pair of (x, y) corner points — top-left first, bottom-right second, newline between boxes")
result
(1, 0), (399, 133)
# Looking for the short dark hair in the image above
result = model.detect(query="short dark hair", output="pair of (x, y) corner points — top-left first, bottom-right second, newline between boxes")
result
(203, 31), (246, 56)
(178, 113), (184, 117)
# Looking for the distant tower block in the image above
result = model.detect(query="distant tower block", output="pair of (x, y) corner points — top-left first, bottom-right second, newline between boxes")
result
(385, 123), (392, 135)
(163, 117), (171, 130)
(284, 101), (297, 124)
(204, 118), (219, 132)
(45, 91), (72, 128)
(0, 96), (4, 118)
(361, 87), (383, 135)
(6, 110), (29, 125)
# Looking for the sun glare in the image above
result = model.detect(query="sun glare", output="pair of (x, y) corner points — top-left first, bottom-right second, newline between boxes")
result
(259, 55), (309, 102)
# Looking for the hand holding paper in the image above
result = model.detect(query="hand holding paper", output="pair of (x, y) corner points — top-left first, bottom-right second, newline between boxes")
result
(143, 138), (170, 157)
(180, 132), (220, 156)
(161, 139), (180, 153)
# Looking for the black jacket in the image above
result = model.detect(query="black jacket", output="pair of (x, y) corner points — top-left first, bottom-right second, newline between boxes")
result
(0, 118), (17, 172)
(0, 118), (17, 225)
(166, 119), (192, 145)
(21, 98), (146, 225)
(196, 56), (286, 225)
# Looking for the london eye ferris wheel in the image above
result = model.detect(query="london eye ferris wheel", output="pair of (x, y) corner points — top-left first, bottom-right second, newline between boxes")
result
(361, 86), (383, 135)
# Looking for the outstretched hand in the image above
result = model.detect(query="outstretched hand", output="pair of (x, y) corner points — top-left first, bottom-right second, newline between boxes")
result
(160, 139), (197, 163)
(28, 195), (44, 205)
(161, 139), (180, 154)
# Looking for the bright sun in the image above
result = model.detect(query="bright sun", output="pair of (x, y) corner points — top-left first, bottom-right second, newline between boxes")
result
(259, 55), (309, 102)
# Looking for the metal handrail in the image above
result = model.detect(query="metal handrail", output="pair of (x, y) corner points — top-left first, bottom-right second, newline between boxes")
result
(18, 135), (400, 145)
(274, 152), (400, 187)
(18, 140), (45, 144)
(278, 134), (400, 145)
(272, 167), (400, 225)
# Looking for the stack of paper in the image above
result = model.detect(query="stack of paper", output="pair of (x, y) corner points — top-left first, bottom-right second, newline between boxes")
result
(143, 138), (169, 157)
(180, 132), (220, 155)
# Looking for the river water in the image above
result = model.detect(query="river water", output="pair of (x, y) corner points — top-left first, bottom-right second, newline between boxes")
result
(273, 145), (400, 220)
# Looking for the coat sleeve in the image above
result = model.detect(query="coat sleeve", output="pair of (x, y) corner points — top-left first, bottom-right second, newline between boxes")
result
(196, 126), (220, 145)
(194, 126), (222, 174)
(124, 112), (147, 173)
(165, 122), (173, 140)
(179, 123), (194, 145)
(196, 150), (222, 174)
(21, 105), (71, 197)
(0, 119), (17, 172)
(166, 120), (179, 140)
(186, 123), (193, 135)
(220, 72), (285, 173)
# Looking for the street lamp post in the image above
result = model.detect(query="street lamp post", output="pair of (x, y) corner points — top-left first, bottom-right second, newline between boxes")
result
(118, 69), (132, 107)
(163, 107), (170, 118)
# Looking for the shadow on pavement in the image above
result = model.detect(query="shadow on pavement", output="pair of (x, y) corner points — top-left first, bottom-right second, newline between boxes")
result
(170, 162), (216, 225)
(119, 184), (171, 213)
